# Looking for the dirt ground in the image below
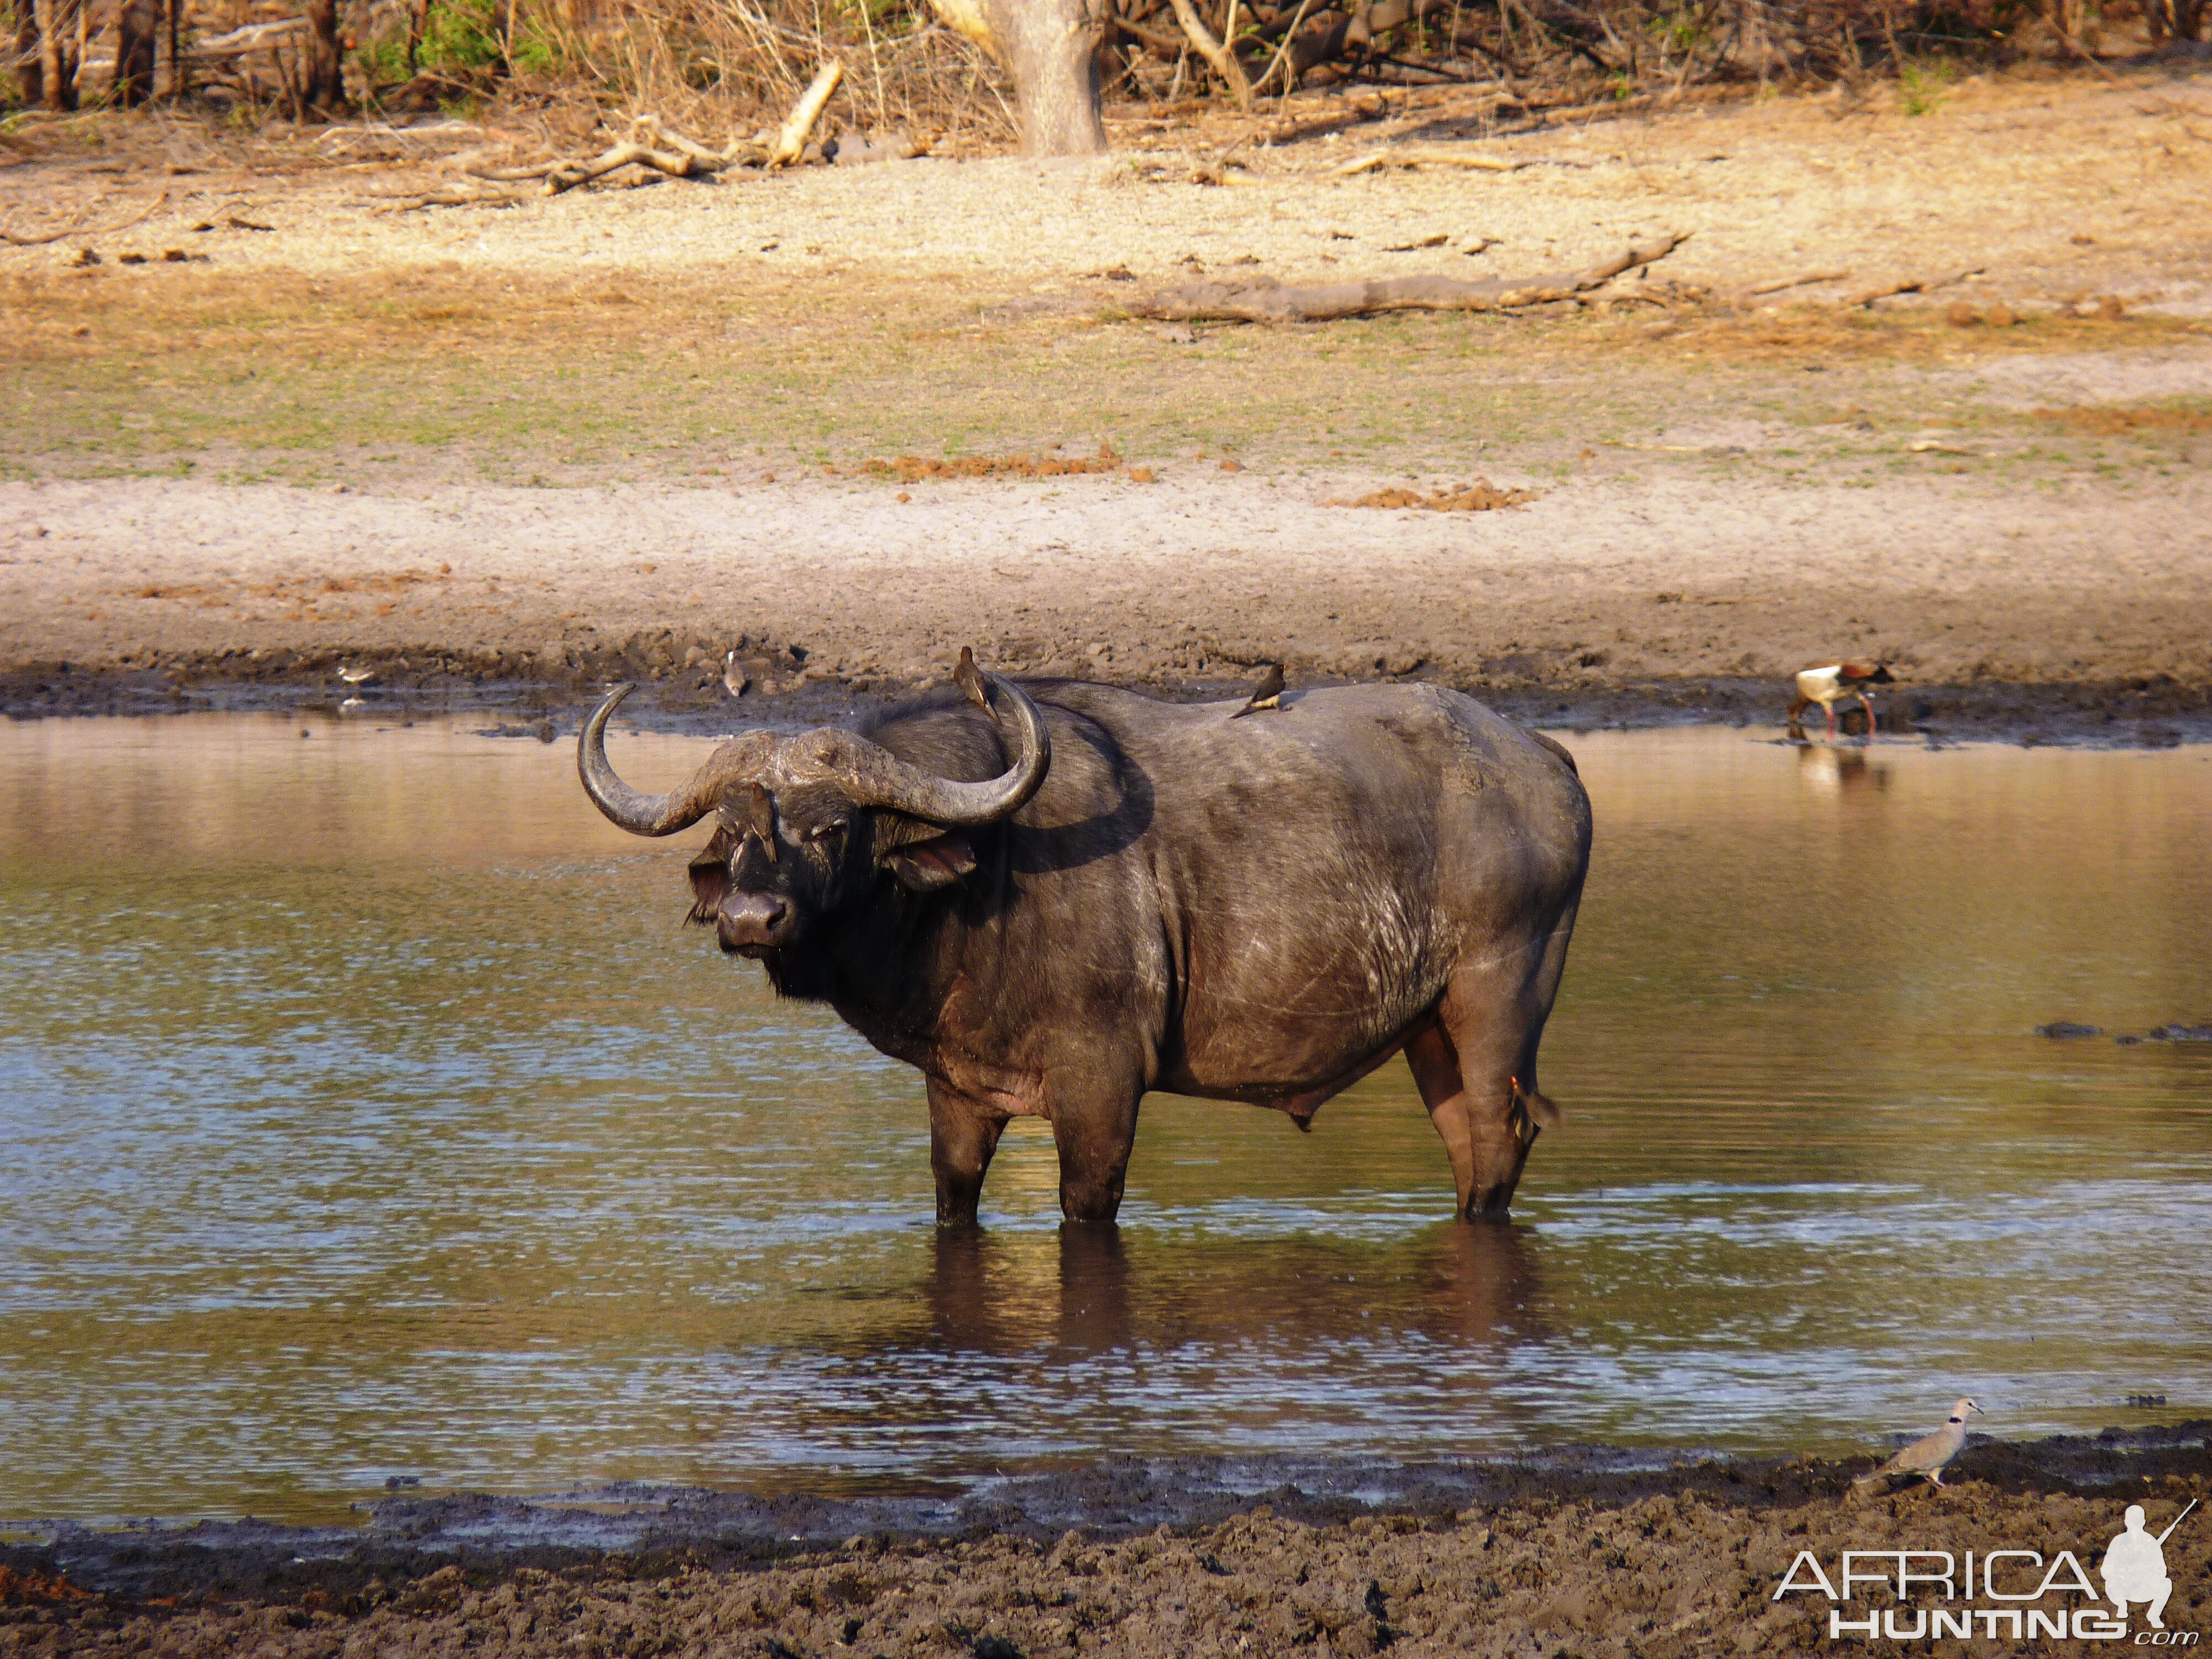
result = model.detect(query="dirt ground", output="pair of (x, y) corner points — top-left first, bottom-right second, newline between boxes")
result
(5, 67), (2212, 724)
(5, 1437), (2207, 1657)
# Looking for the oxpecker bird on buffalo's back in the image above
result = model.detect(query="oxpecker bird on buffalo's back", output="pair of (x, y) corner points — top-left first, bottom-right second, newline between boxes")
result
(578, 655), (1591, 1227)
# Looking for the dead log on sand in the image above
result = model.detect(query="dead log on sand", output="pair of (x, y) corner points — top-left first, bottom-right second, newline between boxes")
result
(1, 187), (166, 246)
(1329, 145), (1531, 176)
(1131, 233), (1688, 324)
(768, 60), (845, 168)
(1842, 268), (1983, 307)
(545, 141), (696, 195)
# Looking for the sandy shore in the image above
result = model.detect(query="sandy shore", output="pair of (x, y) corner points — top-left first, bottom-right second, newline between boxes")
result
(5, 1437), (2206, 1657)
(6, 71), (2211, 721)
(7, 459), (2212, 697)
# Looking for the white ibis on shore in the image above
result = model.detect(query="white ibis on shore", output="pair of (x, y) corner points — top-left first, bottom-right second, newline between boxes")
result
(1854, 1397), (1982, 1489)
(1789, 661), (1893, 738)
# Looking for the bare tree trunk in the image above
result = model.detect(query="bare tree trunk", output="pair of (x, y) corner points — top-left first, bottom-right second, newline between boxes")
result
(15, 0), (43, 104)
(1166, 0), (1252, 104)
(925, 0), (1109, 155)
(302, 0), (342, 107)
(113, 0), (159, 102)
(35, 0), (81, 109)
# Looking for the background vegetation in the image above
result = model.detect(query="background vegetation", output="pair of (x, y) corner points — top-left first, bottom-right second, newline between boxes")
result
(6, 0), (2202, 135)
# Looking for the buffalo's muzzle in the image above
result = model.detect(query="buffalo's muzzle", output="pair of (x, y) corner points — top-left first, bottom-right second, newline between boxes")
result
(717, 893), (795, 954)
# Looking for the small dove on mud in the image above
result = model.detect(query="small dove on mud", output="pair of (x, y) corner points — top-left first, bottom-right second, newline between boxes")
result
(1232, 663), (1286, 719)
(723, 650), (750, 698)
(1854, 1397), (1981, 1489)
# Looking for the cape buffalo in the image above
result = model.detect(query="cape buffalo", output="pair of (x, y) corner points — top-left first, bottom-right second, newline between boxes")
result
(577, 663), (1590, 1226)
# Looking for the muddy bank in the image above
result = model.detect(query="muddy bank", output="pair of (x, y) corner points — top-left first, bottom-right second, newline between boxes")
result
(4, 1434), (2206, 1657)
(7, 649), (2210, 748)
(9, 462), (2212, 708)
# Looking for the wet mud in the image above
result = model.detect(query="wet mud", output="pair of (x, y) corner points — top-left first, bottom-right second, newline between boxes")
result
(5, 1433), (2205, 1657)
(6, 651), (2210, 751)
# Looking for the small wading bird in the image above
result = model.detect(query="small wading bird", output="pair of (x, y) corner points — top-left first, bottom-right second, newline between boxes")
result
(1854, 1397), (1982, 1489)
(336, 663), (377, 688)
(1789, 661), (1893, 738)
(722, 650), (750, 699)
(1231, 662), (1286, 719)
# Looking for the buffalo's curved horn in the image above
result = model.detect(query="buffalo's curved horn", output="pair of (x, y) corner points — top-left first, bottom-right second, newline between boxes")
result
(577, 683), (727, 836)
(842, 670), (1051, 826)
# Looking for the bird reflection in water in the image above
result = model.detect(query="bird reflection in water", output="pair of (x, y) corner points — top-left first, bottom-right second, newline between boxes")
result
(1796, 743), (1891, 795)
(920, 1219), (1543, 1361)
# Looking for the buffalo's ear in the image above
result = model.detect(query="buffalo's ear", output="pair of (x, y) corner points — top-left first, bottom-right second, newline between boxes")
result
(687, 831), (733, 924)
(882, 830), (977, 893)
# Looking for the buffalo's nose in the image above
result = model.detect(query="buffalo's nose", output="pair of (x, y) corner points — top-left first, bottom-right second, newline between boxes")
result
(717, 892), (791, 952)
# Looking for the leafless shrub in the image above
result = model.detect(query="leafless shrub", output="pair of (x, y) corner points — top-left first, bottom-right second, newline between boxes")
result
(6, 0), (2192, 133)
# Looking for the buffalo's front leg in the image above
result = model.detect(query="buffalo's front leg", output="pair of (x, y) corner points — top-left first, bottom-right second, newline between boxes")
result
(1050, 1083), (1143, 1225)
(927, 1077), (1006, 1228)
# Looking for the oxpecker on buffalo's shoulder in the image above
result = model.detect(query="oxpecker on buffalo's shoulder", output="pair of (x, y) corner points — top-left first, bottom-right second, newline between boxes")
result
(1230, 663), (1286, 719)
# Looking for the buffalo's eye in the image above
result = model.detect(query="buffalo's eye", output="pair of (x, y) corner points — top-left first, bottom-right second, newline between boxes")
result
(806, 821), (846, 844)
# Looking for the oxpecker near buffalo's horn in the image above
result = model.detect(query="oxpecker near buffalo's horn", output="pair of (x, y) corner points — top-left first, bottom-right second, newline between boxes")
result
(742, 780), (776, 861)
(578, 674), (1053, 837)
(954, 646), (991, 714)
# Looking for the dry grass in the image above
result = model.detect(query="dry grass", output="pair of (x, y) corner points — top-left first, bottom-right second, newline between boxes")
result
(489, 0), (1023, 150)
(848, 446), (1131, 482)
(10, 0), (2198, 153)
(2033, 401), (2212, 432)
(1335, 479), (1540, 509)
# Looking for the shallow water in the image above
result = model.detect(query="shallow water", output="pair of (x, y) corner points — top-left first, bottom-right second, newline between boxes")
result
(2, 713), (2208, 1527)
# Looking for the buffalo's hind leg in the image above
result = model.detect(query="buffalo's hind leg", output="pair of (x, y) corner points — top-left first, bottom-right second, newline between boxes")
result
(1408, 1022), (1535, 1221)
(1410, 916), (1578, 1220)
(928, 1077), (1007, 1228)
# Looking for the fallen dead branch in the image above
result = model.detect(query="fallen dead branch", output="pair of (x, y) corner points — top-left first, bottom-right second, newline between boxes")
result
(186, 16), (308, 59)
(1330, 145), (1528, 176)
(1131, 233), (1688, 325)
(369, 185), (532, 212)
(1, 189), (168, 247)
(369, 67), (845, 216)
(770, 61), (847, 167)
(1332, 480), (1540, 510)
(1748, 269), (1849, 295)
(545, 142), (697, 194)
(623, 113), (764, 167)
(1166, 0), (1254, 111)
(1843, 268), (1983, 307)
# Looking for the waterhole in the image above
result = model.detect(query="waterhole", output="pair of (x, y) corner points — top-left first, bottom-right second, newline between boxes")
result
(2, 715), (2205, 1525)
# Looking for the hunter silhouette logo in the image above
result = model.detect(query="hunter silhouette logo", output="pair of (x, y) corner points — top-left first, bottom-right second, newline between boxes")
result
(1775, 1498), (2200, 1643)
(2105, 1501), (2195, 1630)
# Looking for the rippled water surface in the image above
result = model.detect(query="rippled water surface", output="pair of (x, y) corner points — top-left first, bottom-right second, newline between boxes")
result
(3, 713), (2208, 1525)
